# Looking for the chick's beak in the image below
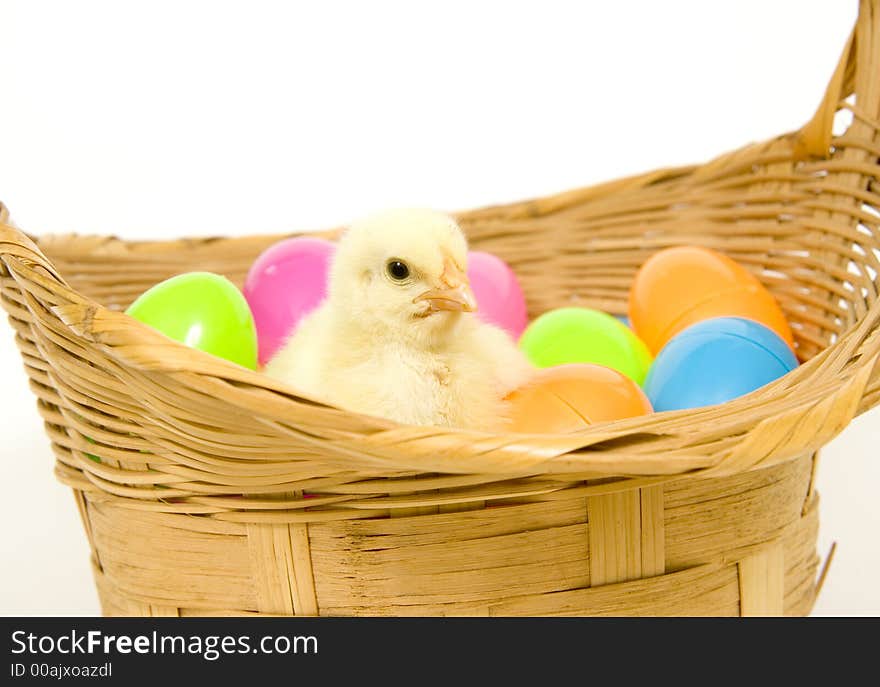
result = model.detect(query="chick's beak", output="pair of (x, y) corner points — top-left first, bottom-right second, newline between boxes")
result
(413, 257), (477, 314)
(414, 283), (477, 313)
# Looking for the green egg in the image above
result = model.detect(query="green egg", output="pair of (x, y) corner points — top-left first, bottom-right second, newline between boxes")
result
(519, 307), (653, 385)
(84, 434), (101, 463)
(126, 272), (258, 370)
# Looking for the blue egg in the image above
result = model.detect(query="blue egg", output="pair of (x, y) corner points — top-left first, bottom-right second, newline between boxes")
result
(644, 317), (798, 412)
(615, 314), (632, 329)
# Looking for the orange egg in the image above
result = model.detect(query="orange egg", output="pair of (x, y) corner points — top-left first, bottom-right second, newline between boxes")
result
(505, 364), (653, 434)
(628, 246), (794, 355)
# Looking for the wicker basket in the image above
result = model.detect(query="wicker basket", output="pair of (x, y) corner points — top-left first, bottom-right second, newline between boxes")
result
(2, 2), (879, 618)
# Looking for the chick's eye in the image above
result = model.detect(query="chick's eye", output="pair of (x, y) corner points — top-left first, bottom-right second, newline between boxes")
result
(386, 259), (410, 281)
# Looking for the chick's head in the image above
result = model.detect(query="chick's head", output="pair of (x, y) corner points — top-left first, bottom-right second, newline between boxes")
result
(329, 208), (477, 339)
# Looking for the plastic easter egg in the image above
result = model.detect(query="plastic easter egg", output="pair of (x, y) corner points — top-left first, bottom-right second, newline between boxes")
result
(518, 307), (653, 384)
(644, 316), (798, 412)
(243, 237), (335, 365)
(84, 435), (100, 463)
(629, 245), (794, 355)
(506, 363), (653, 433)
(126, 272), (258, 370)
(467, 251), (528, 339)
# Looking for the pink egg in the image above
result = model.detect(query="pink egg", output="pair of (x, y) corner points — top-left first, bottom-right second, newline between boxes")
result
(244, 237), (335, 366)
(467, 251), (528, 339)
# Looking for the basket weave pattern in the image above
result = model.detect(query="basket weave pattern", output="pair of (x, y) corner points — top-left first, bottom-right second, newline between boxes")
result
(2, 2), (879, 616)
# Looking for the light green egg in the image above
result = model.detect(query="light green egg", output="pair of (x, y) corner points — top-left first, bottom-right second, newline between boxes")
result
(519, 307), (653, 385)
(126, 272), (258, 370)
(84, 434), (101, 463)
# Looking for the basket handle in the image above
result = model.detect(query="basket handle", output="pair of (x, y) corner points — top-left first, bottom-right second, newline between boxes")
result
(797, 0), (877, 157)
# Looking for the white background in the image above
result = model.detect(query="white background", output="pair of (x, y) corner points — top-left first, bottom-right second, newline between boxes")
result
(0, 0), (877, 615)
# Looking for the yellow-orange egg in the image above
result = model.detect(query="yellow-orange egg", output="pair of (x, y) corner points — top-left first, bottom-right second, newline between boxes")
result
(505, 364), (653, 434)
(628, 246), (794, 355)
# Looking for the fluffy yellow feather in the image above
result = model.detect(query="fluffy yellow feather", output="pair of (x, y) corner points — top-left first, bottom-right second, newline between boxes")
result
(263, 208), (533, 430)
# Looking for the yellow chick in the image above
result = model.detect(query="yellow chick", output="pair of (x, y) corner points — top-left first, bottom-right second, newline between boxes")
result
(263, 208), (533, 430)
